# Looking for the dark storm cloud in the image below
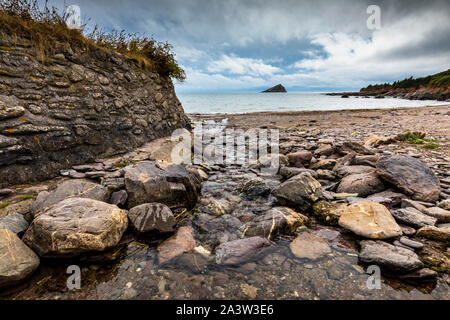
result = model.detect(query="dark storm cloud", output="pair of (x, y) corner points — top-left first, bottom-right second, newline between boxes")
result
(48, 0), (450, 91)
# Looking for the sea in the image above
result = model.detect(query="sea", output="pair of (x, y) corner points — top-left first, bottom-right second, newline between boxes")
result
(177, 92), (448, 114)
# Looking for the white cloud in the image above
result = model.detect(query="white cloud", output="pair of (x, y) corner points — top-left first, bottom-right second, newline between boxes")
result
(207, 54), (281, 76)
(291, 9), (450, 85)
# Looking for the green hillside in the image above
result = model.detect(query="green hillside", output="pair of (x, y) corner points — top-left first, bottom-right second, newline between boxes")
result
(360, 69), (450, 92)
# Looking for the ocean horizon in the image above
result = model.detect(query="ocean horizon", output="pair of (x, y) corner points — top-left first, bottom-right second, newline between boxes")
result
(177, 92), (449, 114)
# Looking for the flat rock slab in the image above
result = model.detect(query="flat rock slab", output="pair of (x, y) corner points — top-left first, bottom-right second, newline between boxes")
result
(0, 228), (40, 288)
(23, 198), (128, 258)
(290, 231), (331, 261)
(391, 208), (437, 228)
(359, 240), (424, 272)
(338, 202), (402, 239)
(215, 236), (272, 265)
(157, 226), (196, 264)
(124, 161), (198, 210)
(334, 165), (374, 178)
(128, 203), (176, 233)
(242, 207), (309, 239)
(376, 155), (440, 202)
(273, 172), (323, 211)
(31, 179), (109, 215)
(424, 207), (450, 223)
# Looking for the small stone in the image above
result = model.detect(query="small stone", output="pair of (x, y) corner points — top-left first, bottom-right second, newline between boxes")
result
(129, 203), (176, 233)
(391, 207), (437, 228)
(309, 159), (336, 170)
(241, 207), (309, 239)
(399, 224), (416, 236)
(215, 237), (272, 266)
(110, 190), (128, 207)
(312, 200), (347, 226)
(438, 199), (450, 211)
(273, 172), (323, 211)
(241, 283), (258, 299)
(157, 226), (196, 263)
(398, 268), (438, 280)
(399, 236), (423, 249)
(337, 171), (385, 197)
(287, 151), (313, 167)
(290, 231), (331, 261)
(240, 178), (270, 199)
(0, 189), (12, 196)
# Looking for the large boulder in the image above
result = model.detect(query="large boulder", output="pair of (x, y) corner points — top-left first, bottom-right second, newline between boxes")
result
(336, 171), (385, 197)
(128, 203), (176, 233)
(290, 231), (331, 261)
(23, 198), (128, 258)
(376, 155), (440, 202)
(0, 228), (40, 288)
(157, 226), (196, 264)
(241, 207), (309, 239)
(338, 202), (402, 239)
(359, 240), (424, 272)
(124, 161), (198, 210)
(273, 172), (323, 211)
(30, 179), (109, 215)
(391, 208), (437, 228)
(215, 237), (272, 265)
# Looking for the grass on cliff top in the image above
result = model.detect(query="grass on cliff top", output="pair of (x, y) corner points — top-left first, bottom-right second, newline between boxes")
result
(0, 0), (185, 81)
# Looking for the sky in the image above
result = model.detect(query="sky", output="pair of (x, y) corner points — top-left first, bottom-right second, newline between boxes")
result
(48, 0), (450, 93)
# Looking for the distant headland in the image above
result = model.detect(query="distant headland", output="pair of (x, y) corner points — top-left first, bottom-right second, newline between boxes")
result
(327, 69), (450, 101)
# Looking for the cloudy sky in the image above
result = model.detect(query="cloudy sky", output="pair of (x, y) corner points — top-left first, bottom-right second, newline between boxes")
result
(49, 0), (450, 92)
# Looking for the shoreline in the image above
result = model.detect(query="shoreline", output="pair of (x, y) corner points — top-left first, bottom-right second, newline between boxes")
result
(188, 103), (450, 118)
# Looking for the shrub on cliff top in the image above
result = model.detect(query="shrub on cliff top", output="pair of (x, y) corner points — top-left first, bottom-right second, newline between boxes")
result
(0, 0), (186, 82)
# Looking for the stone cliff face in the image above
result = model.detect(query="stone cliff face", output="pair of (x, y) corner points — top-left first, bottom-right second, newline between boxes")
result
(0, 35), (191, 187)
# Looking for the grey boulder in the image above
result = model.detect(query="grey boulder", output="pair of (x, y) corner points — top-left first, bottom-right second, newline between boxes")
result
(0, 228), (40, 288)
(359, 240), (424, 272)
(128, 203), (176, 233)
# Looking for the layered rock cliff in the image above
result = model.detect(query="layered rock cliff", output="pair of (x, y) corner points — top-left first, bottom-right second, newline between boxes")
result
(0, 35), (190, 187)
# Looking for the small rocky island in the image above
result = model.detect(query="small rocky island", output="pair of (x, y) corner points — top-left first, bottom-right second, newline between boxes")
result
(261, 84), (287, 93)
